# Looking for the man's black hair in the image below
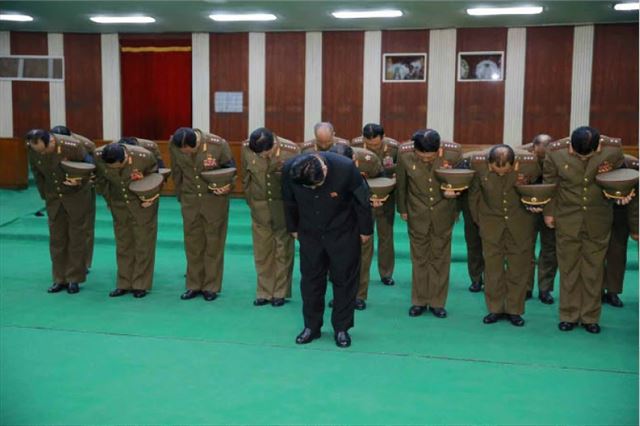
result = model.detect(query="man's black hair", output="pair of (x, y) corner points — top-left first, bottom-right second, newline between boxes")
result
(248, 127), (274, 153)
(570, 126), (600, 156)
(101, 143), (126, 164)
(51, 125), (71, 136)
(170, 127), (197, 148)
(118, 137), (138, 146)
(289, 154), (325, 187)
(329, 143), (354, 159)
(413, 129), (441, 152)
(488, 144), (515, 167)
(362, 123), (384, 140)
(25, 129), (50, 147)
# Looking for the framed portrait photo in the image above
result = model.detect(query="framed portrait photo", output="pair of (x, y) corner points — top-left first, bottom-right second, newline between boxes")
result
(382, 53), (427, 83)
(457, 51), (504, 82)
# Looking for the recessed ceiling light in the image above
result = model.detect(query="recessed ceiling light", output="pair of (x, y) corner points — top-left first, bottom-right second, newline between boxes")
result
(332, 10), (403, 19)
(90, 16), (155, 24)
(614, 2), (639, 11)
(0, 14), (33, 22)
(209, 13), (277, 22)
(467, 6), (543, 16)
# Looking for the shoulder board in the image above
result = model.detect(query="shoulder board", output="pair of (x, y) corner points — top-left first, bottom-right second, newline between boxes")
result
(516, 143), (534, 152)
(277, 137), (299, 152)
(136, 138), (157, 148)
(242, 139), (249, 148)
(301, 139), (316, 148)
(350, 136), (364, 146)
(515, 152), (537, 163)
(125, 144), (152, 157)
(600, 136), (621, 147)
(548, 138), (570, 151)
(334, 137), (350, 145)
(441, 141), (461, 151)
(399, 142), (414, 153)
(624, 155), (639, 170)
(383, 137), (398, 147)
(471, 153), (487, 163)
(204, 132), (226, 144)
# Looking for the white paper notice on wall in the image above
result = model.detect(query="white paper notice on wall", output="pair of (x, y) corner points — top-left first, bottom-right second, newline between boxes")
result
(214, 91), (243, 113)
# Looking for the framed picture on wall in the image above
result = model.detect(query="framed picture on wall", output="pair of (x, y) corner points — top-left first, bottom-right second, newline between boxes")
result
(457, 51), (504, 82)
(382, 53), (427, 83)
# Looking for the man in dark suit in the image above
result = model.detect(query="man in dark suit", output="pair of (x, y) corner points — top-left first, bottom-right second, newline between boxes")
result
(282, 152), (373, 348)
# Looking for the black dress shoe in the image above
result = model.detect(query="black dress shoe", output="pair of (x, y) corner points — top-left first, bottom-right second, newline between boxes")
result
(429, 307), (447, 318)
(525, 290), (533, 300)
(334, 331), (351, 348)
(509, 314), (525, 327)
(558, 321), (576, 331)
(483, 313), (501, 324)
(355, 299), (366, 310)
(67, 283), (80, 294)
(295, 328), (321, 344)
(109, 288), (128, 297)
(132, 290), (147, 298)
(604, 293), (624, 308)
(538, 291), (554, 305)
(468, 280), (483, 293)
(47, 283), (68, 293)
(180, 289), (201, 300)
(583, 323), (601, 334)
(381, 277), (395, 286)
(271, 298), (285, 307)
(409, 305), (427, 317)
(202, 291), (217, 301)
(328, 299), (334, 308)
(254, 298), (269, 306)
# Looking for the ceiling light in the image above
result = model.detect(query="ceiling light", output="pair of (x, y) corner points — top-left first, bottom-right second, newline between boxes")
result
(90, 16), (155, 24)
(614, 2), (639, 11)
(332, 10), (403, 19)
(0, 14), (33, 22)
(209, 13), (277, 22)
(467, 6), (543, 16)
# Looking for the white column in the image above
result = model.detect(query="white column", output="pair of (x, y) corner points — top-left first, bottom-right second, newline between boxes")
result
(101, 33), (121, 141)
(192, 33), (210, 132)
(502, 28), (527, 147)
(570, 25), (594, 132)
(0, 31), (12, 137)
(48, 33), (66, 128)
(248, 32), (265, 135)
(304, 32), (322, 141)
(362, 30), (381, 126)
(427, 29), (457, 140)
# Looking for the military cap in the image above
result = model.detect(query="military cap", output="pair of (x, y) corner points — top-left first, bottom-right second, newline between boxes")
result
(158, 167), (172, 179)
(352, 147), (383, 178)
(60, 160), (96, 181)
(367, 177), (396, 202)
(200, 167), (237, 191)
(596, 168), (639, 199)
(515, 183), (556, 206)
(129, 173), (164, 202)
(435, 168), (475, 191)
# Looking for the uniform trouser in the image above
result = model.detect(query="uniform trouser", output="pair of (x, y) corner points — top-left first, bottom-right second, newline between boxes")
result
(409, 222), (452, 308)
(482, 228), (531, 315)
(299, 227), (360, 332)
(48, 200), (90, 284)
(526, 215), (557, 293)
(182, 203), (230, 293)
(604, 206), (629, 295)
(556, 225), (609, 324)
(252, 221), (294, 299)
(84, 188), (96, 269)
(462, 202), (484, 283)
(111, 201), (158, 291)
(357, 197), (395, 299)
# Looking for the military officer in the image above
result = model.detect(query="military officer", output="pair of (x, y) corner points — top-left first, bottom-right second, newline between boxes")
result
(351, 123), (398, 287)
(242, 127), (300, 307)
(396, 129), (462, 319)
(95, 142), (160, 298)
(468, 145), (541, 326)
(26, 129), (93, 294)
(170, 127), (235, 301)
(119, 136), (166, 168)
(300, 122), (350, 154)
(602, 154), (639, 308)
(543, 127), (631, 333)
(282, 152), (373, 348)
(517, 134), (557, 304)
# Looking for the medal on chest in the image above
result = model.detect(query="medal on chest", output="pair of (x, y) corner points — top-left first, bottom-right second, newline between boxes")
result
(203, 155), (217, 168)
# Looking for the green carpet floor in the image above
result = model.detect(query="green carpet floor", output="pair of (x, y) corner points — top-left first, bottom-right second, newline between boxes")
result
(1, 185), (638, 425)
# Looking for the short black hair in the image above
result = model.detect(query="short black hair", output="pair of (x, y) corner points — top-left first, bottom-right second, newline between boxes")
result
(171, 127), (197, 148)
(571, 126), (600, 156)
(118, 137), (138, 146)
(413, 129), (441, 152)
(289, 154), (325, 187)
(25, 129), (50, 147)
(362, 123), (384, 140)
(248, 127), (274, 153)
(488, 144), (515, 167)
(101, 143), (126, 164)
(51, 125), (71, 136)
(329, 143), (354, 159)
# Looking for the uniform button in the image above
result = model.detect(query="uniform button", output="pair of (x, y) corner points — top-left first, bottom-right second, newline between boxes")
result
(503, 199), (507, 204)
(504, 216), (509, 220)
(268, 190), (271, 194)
(429, 188), (433, 192)
(429, 197), (434, 202)
(582, 206), (587, 210)
(584, 178), (588, 182)
(429, 207), (434, 211)
(198, 193), (202, 197)
(268, 198), (272, 201)
(58, 194), (62, 198)
(126, 201), (129, 204)
(428, 178), (432, 183)
(56, 187), (60, 191)
(197, 185), (201, 188)
(54, 180), (58, 183)
(582, 197), (587, 201)
(195, 176), (199, 180)
(583, 187), (588, 192)
(266, 174), (270, 178)
(503, 208), (507, 212)
(122, 188), (125, 192)
(267, 182), (271, 186)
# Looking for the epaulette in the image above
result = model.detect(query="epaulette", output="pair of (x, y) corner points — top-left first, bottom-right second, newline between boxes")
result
(624, 154), (639, 170)
(71, 133), (96, 151)
(351, 136), (364, 146)
(399, 141), (414, 153)
(242, 139), (249, 148)
(383, 137), (398, 147)
(301, 139), (316, 149)
(600, 135), (621, 147)
(276, 136), (299, 152)
(124, 144), (152, 157)
(441, 141), (461, 152)
(548, 137), (570, 151)
(205, 132), (226, 145)
(515, 152), (537, 163)
(517, 142), (534, 153)
(136, 138), (158, 149)
(334, 137), (350, 145)
(471, 153), (487, 163)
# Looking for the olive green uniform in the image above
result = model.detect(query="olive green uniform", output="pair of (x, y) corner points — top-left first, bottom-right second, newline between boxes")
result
(170, 130), (234, 293)
(130, 137), (165, 168)
(468, 152), (541, 316)
(29, 135), (92, 285)
(242, 136), (299, 300)
(457, 151), (485, 285)
(351, 136), (398, 287)
(300, 136), (350, 154)
(396, 141), (462, 308)
(543, 136), (624, 324)
(95, 144), (159, 291)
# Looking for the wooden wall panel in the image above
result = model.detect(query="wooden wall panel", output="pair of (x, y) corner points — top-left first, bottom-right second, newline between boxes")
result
(63, 34), (102, 140)
(210, 33), (248, 142)
(10, 32), (49, 138)
(265, 32), (305, 142)
(322, 31), (364, 139)
(590, 24), (639, 147)
(0, 138), (28, 189)
(454, 28), (507, 145)
(380, 30), (429, 141)
(522, 26), (573, 143)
